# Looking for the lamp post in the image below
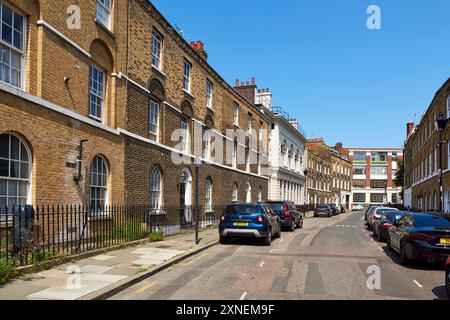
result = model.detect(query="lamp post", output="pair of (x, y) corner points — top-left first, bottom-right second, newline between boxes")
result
(194, 156), (202, 245)
(434, 112), (448, 213)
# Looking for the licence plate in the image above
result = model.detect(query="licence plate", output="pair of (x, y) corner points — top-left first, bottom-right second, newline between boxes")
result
(440, 238), (450, 244)
(233, 222), (248, 227)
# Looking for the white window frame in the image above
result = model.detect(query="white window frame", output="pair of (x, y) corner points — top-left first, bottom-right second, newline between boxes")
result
(90, 155), (109, 212)
(204, 129), (212, 161)
(152, 31), (163, 70)
(245, 182), (252, 203)
(232, 140), (238, 168)
(89, 64), (106, 122)
(96, 0), (112, 30)
(183, 61), (191, 93)
(0, 133), (32, 209)
(150, 166), (162, 211)
(205, 178), (213, 213)
(233, 104), (239, 127)
(232, 183), (238, 202)
(0, 2), (26, 89)
(206, 79), (213, 109)
(149, 99), (160, 142)
(180, 118), (190, 153)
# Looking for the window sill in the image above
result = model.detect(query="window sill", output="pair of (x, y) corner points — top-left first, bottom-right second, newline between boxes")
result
(95, 19), (116, 40)
(183, 89), (195, 100)
(152, 65), (166, 78)
(206, 106), (214, 112)
(89, 114), (104, 123)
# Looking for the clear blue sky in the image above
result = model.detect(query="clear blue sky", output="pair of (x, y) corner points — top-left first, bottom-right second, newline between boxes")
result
(152, 0), (450, 148)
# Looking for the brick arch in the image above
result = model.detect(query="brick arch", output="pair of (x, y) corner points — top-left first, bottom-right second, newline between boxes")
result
(148, 77), (165, 101)
(0, 123), (39, 156)
(89, 39), (114, 72)
(204, 114), (214, 129)
(181, 100), (194, 118)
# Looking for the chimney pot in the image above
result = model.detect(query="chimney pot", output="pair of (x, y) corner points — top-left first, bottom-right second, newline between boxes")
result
(251, 77), (255, 85)
(235, 79), (240, 87)
(407, 122), (415, 138)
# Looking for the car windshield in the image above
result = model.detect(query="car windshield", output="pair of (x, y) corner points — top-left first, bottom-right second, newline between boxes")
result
(386, 211), (406, 221)
(316, 205), (329, 209)
(267, 202), (284, 211)
(413, 214), (450, 228)
(225, 205), (259, 215)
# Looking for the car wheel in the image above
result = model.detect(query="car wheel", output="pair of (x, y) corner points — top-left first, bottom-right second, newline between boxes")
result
(386, 238), (392, 250)
(275, 224), (281, 238)
(263, 229), (272, 246)
(399, 242), (410, 265)
(219, 236), (228, 245)
(297, 218), (303, 229)
(289, 219), (295, 232)
(446, 268), (450, 299)
(377, 229), (383, 242)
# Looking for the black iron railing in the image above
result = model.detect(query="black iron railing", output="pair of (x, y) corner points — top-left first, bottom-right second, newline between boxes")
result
(0, 204), (221, 266)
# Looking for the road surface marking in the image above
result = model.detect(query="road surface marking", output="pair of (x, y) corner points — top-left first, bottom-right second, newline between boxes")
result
(240, 292), (248, 300)
(135, 281), (158, 294)
(259, 261), (265, 268)
(413, 280), (423, 288)
(280, 239), (284, 242)
(270, 249), (274, 253)
(185, 253), (206, 265)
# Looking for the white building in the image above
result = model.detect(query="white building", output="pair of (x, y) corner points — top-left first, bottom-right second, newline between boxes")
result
(256, 89), (307, 205)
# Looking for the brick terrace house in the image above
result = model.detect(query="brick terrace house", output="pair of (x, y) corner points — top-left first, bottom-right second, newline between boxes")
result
(305, 139), (351, 207)
(0, 0), (270, 234)
(403, 78), (450, 212)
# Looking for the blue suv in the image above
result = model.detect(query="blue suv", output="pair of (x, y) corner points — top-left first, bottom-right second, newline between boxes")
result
(219, 203), (281, 246)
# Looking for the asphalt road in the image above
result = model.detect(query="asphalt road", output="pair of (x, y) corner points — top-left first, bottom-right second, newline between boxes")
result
(109, 212), (447, 300)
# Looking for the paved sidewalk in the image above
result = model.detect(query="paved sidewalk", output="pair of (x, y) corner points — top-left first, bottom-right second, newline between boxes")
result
(0, 228), (218, 300)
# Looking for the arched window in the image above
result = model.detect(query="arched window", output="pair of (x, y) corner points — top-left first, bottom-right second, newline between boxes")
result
(90, 155), (109, 211)
(149, 99), (160, 142)
(232, 182), (238, 202)
(232, 139), (238, 168)
(0, 134), (31, 207)
(204, 129), (212, 161)
(258, 186), (263, 202)
(245, 182), (252, 203)
(205, 177), (213, 213)
(245, 142), (250, 172)
(150, 166), (162, 210)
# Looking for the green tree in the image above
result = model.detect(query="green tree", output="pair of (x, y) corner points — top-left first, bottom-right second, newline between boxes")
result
(394, 159), (404, 188)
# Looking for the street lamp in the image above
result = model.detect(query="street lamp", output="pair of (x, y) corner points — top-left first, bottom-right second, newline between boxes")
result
(434, 112), (448, 213)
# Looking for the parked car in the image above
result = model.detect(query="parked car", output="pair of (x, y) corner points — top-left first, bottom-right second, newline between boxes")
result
(367, 207), (396, 230)
(352, 204), (365, 212)
(327, 204), (339, 216)
(388, 213), (450, 265)
(314, 204), (333, 218)
(365, 206), (380, 221)
(373, 210), (407, 242)
(266, 201), (303, 231)
(446, 256), (450, 299)
(219, 203), (281, 246)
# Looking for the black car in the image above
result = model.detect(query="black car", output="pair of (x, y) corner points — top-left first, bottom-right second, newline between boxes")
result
(388, 213), (450, 264)
(314, 204), (333, 218)
(266, 201), (303, 231)
(327, 204), (339, 216)
(373, 211), (407, 242)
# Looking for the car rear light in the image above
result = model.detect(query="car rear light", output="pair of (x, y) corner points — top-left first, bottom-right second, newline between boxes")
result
(220, 215), (226, 222)
(411, 233), (436, 242)
(284, 210), (292, 217)
(257, 215), (265, 223)
(372, 216), (378, 221)
(382, 223), (393, 229)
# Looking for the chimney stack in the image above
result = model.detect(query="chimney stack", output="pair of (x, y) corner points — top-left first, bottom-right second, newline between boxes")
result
(407, 122), (415, 138)
(190, 40), (208, 61)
